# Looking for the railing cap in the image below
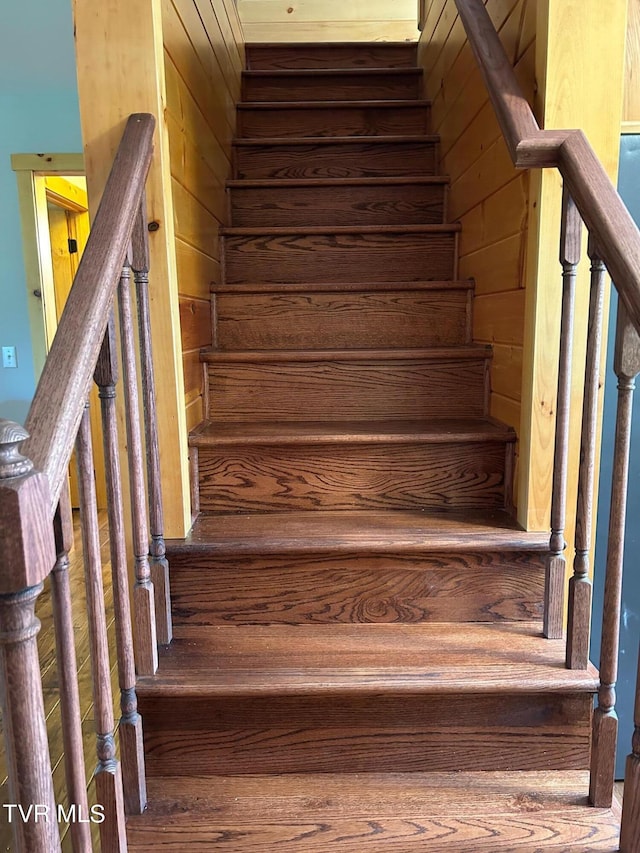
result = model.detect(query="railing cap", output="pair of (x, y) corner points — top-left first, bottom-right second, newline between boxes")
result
(0, 419), (34, 480)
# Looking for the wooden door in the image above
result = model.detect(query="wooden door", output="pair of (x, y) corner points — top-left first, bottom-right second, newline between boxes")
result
(45, 178), (107, 508)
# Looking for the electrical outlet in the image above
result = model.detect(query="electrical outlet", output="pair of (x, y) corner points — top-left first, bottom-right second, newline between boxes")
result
(2, 346), (17, 368)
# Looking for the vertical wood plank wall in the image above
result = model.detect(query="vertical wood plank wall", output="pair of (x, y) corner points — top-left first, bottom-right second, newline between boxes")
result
(625, 0), (640, 125)
(237, 0), (420, 43)
(418, 0), (536, 493)
(73, 0), (192, 537)
(161, 0), (245, 432)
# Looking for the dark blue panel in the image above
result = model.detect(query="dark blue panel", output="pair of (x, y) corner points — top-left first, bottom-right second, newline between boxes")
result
(592, 134), (640, 778)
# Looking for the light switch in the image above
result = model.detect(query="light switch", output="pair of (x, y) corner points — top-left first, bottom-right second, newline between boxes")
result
(2, 346), (17, 368)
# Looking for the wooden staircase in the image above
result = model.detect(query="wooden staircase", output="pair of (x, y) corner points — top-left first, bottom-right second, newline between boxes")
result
(127, 42), (622, 849)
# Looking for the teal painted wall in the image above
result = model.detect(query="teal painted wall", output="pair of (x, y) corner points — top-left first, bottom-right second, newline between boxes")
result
(0, 1), (81, 424)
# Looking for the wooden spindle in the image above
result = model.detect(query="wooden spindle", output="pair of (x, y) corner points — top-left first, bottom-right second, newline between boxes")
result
(0, 419), (59, 853)
(566, 237), (605, 669)
(75, 405), (127, 851)
(590, 302), (640, 808)
(620, 640), (640, 851)
(118, 261), (158, 676)
(95, 318), (147, 815)
(51, 480), (91, 851)
(544, 187), (581, 639)
(131, 201), (172, 646)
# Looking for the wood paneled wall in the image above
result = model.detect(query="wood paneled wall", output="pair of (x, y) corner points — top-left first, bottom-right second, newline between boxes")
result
(418, 0), (536, 477)
(162, 0), (245, 431)
(237, 0), (419, 43)
(625, 0), (640, 125)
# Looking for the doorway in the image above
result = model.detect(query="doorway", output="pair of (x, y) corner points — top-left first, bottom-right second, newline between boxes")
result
(12, 155), (107, 508)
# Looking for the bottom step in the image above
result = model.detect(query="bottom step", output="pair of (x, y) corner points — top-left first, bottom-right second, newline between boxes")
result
(126, 771), (622, 851)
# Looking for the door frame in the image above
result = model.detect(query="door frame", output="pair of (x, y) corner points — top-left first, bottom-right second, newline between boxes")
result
(12, 152), (85, 378)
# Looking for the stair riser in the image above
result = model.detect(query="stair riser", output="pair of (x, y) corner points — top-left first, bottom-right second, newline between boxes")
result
(140, 693), (592, 776)
(196, 441), (510, 513)
(214, 290), (470, 350)
(229, 182), (446, 227)
(167, 550), (546, 625)
(222, 232), (458, 284)
(234, 140), (439, 179)
(242, 72), (422, 102)
(237, 105), (430, 138)
(246, 44), (418, 70)
(207, 358), (489, 422)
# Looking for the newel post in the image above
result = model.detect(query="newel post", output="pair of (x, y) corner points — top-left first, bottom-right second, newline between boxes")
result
(0, 419), (60, 853)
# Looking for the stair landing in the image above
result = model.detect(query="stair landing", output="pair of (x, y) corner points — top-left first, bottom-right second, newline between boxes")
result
(126, 771), (622, 851)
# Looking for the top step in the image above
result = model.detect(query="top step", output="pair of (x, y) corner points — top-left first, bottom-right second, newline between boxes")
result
(246, 42), (418, 71)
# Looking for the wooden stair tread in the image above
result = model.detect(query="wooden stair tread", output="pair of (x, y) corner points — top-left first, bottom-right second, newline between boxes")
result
(169, 508), (546, 554)
(127, 771), (621, 851)
(136, 622), (597, 697)
(233, 134), (440, 146)
(243, 68), (424, 79)
(202, 345), (491, 363)
(238, 99), (431, 110)
(222, 223), (461, 236)
(226, 175), (449, 187)
(190, 418), (516, 446)
(212, 280), (472, 293)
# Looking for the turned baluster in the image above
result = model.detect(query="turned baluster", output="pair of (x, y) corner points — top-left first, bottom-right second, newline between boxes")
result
(590, 302), (640, 808)
(51, 480), (91, 851)
(0, 419), (59, 853)
(95, 317), (147, 814)
(545, 188), (581, 639)
(75, 405), (127, 850)
(118, 260), (158, 676)
(620, 639), (640, 851)
(566, 236), (606, 669)
(131, 200), (172, 646)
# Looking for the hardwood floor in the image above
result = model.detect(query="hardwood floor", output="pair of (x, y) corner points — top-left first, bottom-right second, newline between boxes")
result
(0, 511), (119, 852)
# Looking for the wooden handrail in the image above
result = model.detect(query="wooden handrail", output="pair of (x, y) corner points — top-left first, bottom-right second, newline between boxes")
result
(454, 0), (540, 161)
(452, 0), (640, 834)
(453, 0), (640, 338)
(24, 113), (155, 517)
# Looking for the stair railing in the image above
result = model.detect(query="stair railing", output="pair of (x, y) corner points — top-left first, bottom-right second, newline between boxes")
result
(0, 112), (170, 852)
(452, 0), (640, 842)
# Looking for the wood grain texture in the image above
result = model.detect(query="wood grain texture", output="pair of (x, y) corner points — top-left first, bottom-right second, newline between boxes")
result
(237, 101), (431, 138)
(222, 228), (458, 284)
(138, 689), (591, 776)
(205, 350), (490, 421)
(418, 2), (532, 436)
(242, 69), (423, 102)
(196, 435), (512, 512)
(51, 492), (92, 850)
(168, 505), (548, 553)
(162, 0), (243, 435)
(75, 407), (127, 850)
(137, 621), (598, 693)
(228, 178), (447, 226)
(245, 43), (417, 69)
(0, 584), (60, 852)
(214, 286), (469, 349)
(96, 324), (148, 814)
(625, 0), (640, 123)
(234, 136), (439, 179)
(127, 771), (622, 851)
(166, 506), (546, 623)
